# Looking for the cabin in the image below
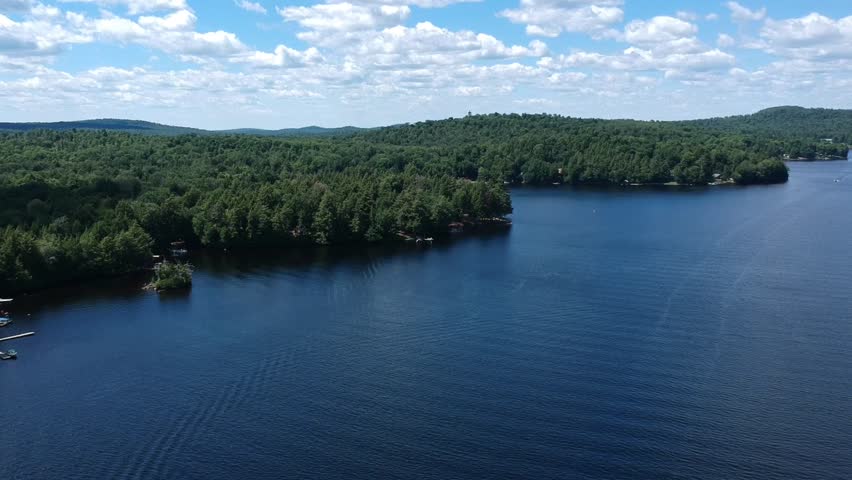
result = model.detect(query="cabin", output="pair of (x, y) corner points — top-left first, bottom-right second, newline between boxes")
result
(149, 254), (163, 269)
(170, 240), (188, 257)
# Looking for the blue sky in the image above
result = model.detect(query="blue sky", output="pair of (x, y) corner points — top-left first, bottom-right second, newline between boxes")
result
(1, 0), (851, 128)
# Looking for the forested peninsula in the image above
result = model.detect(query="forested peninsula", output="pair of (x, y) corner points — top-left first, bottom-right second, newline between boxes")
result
(1, 106), (850, 294)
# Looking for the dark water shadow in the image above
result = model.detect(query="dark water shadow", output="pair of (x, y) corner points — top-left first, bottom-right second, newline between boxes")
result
(6, 230), (511, 315)
(155, 288), (192, 304)
(511, 183), (759, 197)
(6, 272), (151, 317)
(192, 229), (510, 279)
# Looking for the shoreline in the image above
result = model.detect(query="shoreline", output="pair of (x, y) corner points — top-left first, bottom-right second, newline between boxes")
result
(784, 157), (849, 162)
(0, 222), (513, 298)
(510, 179), (776, 188)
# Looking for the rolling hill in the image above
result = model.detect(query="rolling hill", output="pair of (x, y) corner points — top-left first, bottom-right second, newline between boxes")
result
(1, 107), (849, 143)
(0, 119), (366, 137)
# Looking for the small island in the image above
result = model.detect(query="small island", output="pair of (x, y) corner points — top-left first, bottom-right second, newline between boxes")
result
(146, 262), (193, 292)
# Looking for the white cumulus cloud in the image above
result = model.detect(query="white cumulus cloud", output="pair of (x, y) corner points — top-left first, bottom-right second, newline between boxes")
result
(279, 3), (410, 32)
(717, 33), (735, 48)
(0, 10), (91, 56)
(309, 21), (548, 66)
(725, 1), (766, 23)
(1, 0), (850, 126)
(234, 0), (266, 15)
(235, 44), (323, 68)
(327, 0), (479, 7)
(498, 0), (624, 38)
(759, 13), (852, 60)
(624, 16), (698, 50)
(58, 0), (188, 15)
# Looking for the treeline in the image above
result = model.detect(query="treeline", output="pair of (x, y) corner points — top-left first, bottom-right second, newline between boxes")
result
(3, 107), (846, 293)
(0, 119), (367, 137)
(683, 106), (852, 147)
(357, 107), (852, 184)
(0, 131), (510, 293)
(356, 114), (803, 185)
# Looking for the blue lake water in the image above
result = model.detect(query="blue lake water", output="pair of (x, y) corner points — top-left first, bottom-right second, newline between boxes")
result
(2, 161), (851, 479)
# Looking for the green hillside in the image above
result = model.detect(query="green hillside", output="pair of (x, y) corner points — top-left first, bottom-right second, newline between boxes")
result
(352, 108), (852, 185)
(3, 106), (848, 294)
(682, 106), (852, 144)
(0, 119), (204, 135)
(0, 119), (366, 137)
(220, 126), (368, 137)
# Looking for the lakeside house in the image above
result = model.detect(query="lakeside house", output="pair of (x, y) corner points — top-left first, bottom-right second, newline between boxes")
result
(170, 240), (188, 256)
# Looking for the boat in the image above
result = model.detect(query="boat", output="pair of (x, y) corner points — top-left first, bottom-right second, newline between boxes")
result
(0, 298), (12, 303)
(0, 350), (17, 360)
(0, 318), (11, 327)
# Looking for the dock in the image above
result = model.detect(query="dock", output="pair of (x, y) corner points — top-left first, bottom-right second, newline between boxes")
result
(0, 332), (35, 343)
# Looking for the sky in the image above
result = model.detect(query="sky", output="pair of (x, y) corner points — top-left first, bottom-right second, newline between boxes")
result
(1, 0), (851, 129)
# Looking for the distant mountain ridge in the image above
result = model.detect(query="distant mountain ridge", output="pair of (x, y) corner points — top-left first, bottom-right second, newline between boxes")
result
(0, 119), (204, 135)
(353, 106), (852, 147)
(1, 107), (851, 142)
(0, 118), (367, 137)
(220, 126), (367, 137)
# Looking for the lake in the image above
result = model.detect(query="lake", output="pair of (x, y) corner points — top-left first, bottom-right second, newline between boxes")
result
(2, 161), (851, 479)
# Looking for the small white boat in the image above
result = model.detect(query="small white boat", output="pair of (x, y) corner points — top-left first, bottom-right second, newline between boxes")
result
(0, 298), (12, 303)
(0, 318), (11, 327)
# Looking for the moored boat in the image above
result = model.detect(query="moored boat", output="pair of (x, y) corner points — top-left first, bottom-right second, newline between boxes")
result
(0, 318), (12, 327)
(0, 350), (16, 360)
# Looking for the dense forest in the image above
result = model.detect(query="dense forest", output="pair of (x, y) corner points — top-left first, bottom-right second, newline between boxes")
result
(683, 107), (852, 145)
(1, 106), (849, 293)
(356, 107), (850, 184)
(0, 132), (511, 293)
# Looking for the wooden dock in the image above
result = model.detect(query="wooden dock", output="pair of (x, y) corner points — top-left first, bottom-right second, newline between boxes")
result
(0, 332), (35, 343)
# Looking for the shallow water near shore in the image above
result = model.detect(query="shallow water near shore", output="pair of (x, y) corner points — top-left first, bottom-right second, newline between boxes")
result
(2, 161), (851, 479)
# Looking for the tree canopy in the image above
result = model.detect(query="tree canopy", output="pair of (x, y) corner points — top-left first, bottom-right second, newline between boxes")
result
(2, 106), (848, 293)
(0, 131), (510, 293)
